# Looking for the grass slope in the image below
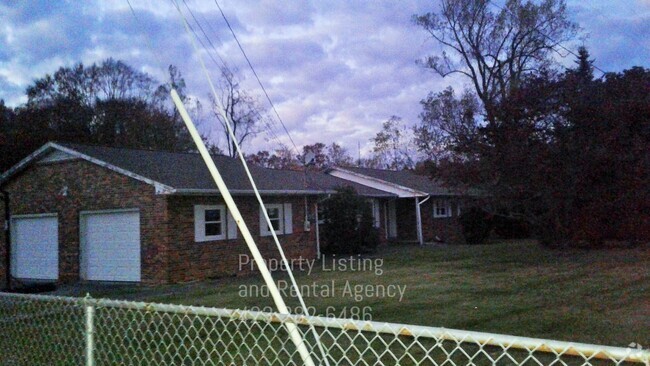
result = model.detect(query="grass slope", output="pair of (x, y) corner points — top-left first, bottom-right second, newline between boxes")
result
(63, 240), (649, 347)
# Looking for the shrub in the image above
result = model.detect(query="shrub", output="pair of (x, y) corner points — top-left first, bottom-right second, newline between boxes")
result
(493, 215), (531, 239)
(458, 207), (493, 244)
(320, 187), (380, 254)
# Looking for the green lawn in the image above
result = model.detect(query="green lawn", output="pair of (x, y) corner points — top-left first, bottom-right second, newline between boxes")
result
(64, 240), (649, 348)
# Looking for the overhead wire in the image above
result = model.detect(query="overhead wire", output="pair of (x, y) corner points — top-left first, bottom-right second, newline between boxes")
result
(487, 1), (608, 76)
(169, 1), (330, 364)
(212, 0), (301, 156)
(125, 0), (171, 81)
(182, 0), (290, 155)
(181, 0), (228, 71)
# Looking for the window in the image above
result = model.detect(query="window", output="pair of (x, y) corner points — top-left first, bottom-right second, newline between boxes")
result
(194, 205), (226, 241)
(205, 208), (223, 236)
(433, 200), (452, 218)
(260, 203), (293, 236)
(267, 205), (282, 232)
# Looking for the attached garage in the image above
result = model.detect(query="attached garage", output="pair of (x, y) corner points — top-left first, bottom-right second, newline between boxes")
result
(11, 214), (59, 280)
(80, 210), (141, 282)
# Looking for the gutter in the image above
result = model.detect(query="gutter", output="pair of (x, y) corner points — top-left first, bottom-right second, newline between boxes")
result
(1, 190), (10, 291)
(328, 167), (429, 197)
(171, 188), (338, 196)
(170, 188), (397, 198)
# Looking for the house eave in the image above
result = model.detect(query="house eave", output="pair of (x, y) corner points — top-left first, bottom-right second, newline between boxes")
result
(170, 188), (337, 196)
(328, 167), (429, 197)
(0, 142), (176, 193)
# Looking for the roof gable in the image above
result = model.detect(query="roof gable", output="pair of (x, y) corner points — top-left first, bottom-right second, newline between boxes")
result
(1, 142), (395, 197)
(328, 166), (460, 197)
(328, 167), (428, 197)
(0, 142), (175, 193)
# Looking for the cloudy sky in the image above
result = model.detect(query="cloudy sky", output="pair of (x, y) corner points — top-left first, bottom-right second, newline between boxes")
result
(1, 0), (649, 156)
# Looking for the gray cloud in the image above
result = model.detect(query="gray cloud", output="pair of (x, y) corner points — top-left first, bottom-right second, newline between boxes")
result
(0, 0), (648, 157)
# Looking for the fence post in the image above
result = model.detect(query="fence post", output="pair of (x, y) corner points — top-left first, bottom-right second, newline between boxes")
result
(84, 294), (95, 366)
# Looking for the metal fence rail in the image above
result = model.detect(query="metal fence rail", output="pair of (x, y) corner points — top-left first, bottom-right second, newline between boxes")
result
(0, 292), (647, 366)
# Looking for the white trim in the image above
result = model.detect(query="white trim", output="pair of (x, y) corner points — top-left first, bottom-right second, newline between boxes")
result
(260, 204), (284, 236)
(368, 199), (380, 228)
(328, 168), (427, 198)
(415, 197), (423, 246)
(314, 203), (321, 259)
(0, 143), (55, 184)
(174, 188), (338, 195)
(194, 205), (227, 242)
(37, 150), (76, 164)
(387, 200), (398, 238)
(433, 200), (452, 218)
(10, 213), (58, 220)
(283, 203), (293, 234)
(79, 208), (140, 215)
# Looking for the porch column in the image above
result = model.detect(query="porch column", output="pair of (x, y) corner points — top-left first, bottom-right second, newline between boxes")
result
(314, 203), (321, 259)
(415, 197), (423, 246)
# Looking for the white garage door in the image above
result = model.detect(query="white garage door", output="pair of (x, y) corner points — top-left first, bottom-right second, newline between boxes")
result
(81, 210), (141, 282)
(11, 215), (59, 280)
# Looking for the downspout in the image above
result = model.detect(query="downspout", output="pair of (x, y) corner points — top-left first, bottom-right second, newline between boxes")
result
(1, 190), (10, 291)
(416, 195), (431, 247)
(314, 194), (331, 260)
(314, 203), (320, 259)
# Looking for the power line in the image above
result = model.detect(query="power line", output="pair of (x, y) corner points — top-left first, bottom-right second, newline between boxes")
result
(181, 0), (228, 71)
(487, 1), (607, 75)
(212, 0), (300, 155)
(174, 1), (226, 73)
(180, 0), (291, 153)
(125, 0), (169, 79)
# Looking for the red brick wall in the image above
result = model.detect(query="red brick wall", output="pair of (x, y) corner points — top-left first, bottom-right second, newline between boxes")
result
(390, 197), (465, 244)
(396, 198), (417, 241)
(166, 195), (318, 282)
(0, 158), (169, 287)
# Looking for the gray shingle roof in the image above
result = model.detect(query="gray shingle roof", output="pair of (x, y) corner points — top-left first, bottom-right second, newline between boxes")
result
(59, 143), (394, 197)
(337, 166), (460, 196)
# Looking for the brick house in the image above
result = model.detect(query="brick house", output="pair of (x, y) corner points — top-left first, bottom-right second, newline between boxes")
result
(326, 167), (465, 245)
(0, 142), (464, 287)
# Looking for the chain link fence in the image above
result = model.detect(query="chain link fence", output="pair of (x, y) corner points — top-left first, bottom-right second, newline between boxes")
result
(0, 292), (647, 366)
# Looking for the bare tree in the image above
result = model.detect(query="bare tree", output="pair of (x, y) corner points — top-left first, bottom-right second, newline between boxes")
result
(371, 116), (415, 170)
(414, 0), (577, 120)
(212, 67), (266, 157)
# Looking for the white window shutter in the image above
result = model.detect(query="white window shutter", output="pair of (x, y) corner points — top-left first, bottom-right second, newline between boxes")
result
(283, 203), (293, 234)
(194, 205), (204, 241)
(227, 210), (237, 239)
(259, 207), (269, 236)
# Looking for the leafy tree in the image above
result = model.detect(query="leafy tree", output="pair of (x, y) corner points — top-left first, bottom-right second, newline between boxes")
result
(327, 143), (354, 167)
(414, 87), (480, 162)
(0, 59), (212, 172)
(248, 142), (354, 170)
(246, 145), (300, 170)
(428, 46), (649, 247)
(320, 187), (379, 254)
(414, 0), (577, 121)
(300, 142), (354, 169)
(301, 142), (329, 169)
